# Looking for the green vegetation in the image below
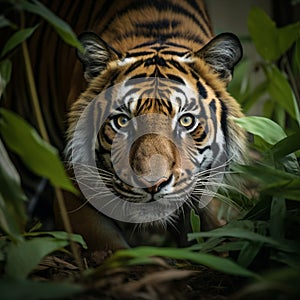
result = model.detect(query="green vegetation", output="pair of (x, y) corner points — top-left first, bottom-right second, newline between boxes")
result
(0, 1), (300, 299)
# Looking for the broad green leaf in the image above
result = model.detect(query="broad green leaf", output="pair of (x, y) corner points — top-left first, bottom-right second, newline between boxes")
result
(266, 65), (300, 125)
(0, 140), (27, 241)
(277, 22), (300, 58)
(0, 59), (12, 99)
(0, 109), (77, 194)
(25, 231), (87, 249)
(248, 7), (300, 61)
(270, 131), (300, 159)
(0, 279), (82, 300)
(20, 0), (83, 51)
(233, 116), (286, 145)
(1, 26), (38, 59)
(109, 247), (259, 279)
(5, 237), (69, 279)
(248, 7), (278, 61)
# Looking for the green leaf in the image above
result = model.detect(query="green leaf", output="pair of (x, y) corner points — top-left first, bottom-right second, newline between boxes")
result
(270, 196), (286, 239)
(1, 26), (38, 59)
(277, 22), (300, 57)
(20, 0), (83, 51)
(243, 81), (268, 113)
(189, 209), (203, 243)
(292, 38), (300, 74)
(109, 247), (259, 279)
(248, 7), (278, 61)
(0, 15), (13, 29)
(0, 140), (27, 241)
(25, 231), (87, 249)
(0, 59), (12, 99)
(0, 279), (82, 300)
(5, 237), (69, 279)
(188, 227), (292, 253)
(248, 7), (300, 61)
(270, 131), (300, 159)
(233, 164), (300, 201)
(233, 116), (286, 145)
(0, 109), (77, 194)
(265, 65), (300, 125)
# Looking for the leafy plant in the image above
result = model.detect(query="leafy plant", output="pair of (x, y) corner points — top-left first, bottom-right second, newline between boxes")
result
(0, 1), (85, 299)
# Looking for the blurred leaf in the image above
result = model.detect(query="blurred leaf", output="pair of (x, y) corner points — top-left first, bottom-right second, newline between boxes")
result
(292, 38), (300, 74)
(25, 231), (87, 249)
(20, 0), (83, 51)
(270, 131), (300, 159)
(0, 140), (27, 241)
(188, 227), (292, 253)
(0, 279), (82, 300)
(277, 22), (300, 58)
(233, 164), (300, 201)
(0, 15), (13, 29)
(0, 109), (77, 194)
(263, 99), (274, 119)
(0, 59), (12, 99)
(189, 209), (203, 243)
(1, 26), (38, 59)
(5, 237), (69, 279)
(248, 7), (300, 61)
(248, 7), (278, 61)
(242, 80), (268, 113)
(233, 116), (286, 145)
(108, 247), (259, 279)
(266, 65), (300, 125)
(270, 196), (286, 239)
(237, 222), (267, 268)
(228, 59), (251, 104)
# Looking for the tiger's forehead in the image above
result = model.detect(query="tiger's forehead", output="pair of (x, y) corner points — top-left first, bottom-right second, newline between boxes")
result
(115, 77), (206, 117)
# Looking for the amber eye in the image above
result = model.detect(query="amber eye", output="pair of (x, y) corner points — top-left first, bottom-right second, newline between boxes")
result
(114, 114), (130, 129)
(179, 114), (195, 129)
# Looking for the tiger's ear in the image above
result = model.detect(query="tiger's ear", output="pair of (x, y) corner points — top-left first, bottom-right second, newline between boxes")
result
(196, 33), (242, 84)
(77, 32), (121, 81)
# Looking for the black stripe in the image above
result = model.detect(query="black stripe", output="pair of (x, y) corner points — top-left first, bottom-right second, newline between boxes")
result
(126, 51), (154, 58)
(219, 100), (228, 141)
(124, 59), (144, 75)
(167, 74), (185, 85)
(197, 145), (210, 154)
(168, 59), (188, 74)
(191, 70), (207, 99)
(160, 50), (190, 57)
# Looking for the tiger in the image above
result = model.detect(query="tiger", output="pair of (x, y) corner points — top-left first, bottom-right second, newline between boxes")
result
(2, 0), (246, 251)
(55, 0), (247, 250)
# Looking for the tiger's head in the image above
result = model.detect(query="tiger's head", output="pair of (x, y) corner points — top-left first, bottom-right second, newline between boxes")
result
(66, 32), (246, 224)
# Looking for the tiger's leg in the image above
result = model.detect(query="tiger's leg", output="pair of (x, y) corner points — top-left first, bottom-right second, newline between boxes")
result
(54, 191), (129, 251)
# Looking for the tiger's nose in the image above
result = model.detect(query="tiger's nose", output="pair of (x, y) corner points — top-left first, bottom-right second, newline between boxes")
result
(139, 176), (172, 194)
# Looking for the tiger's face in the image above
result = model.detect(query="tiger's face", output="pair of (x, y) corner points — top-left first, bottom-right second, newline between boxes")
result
(67, 33), (246, 224)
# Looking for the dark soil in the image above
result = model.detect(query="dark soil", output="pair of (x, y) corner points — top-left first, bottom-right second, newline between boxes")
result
(30, 251), (247, 300)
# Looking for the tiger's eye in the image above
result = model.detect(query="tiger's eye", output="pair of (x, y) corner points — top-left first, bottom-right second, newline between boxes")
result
(179, 114), (195, 128)
(116, 115), (129, 128)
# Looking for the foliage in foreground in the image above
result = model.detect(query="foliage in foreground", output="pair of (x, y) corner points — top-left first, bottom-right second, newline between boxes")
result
(0, 1), (300, 299)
